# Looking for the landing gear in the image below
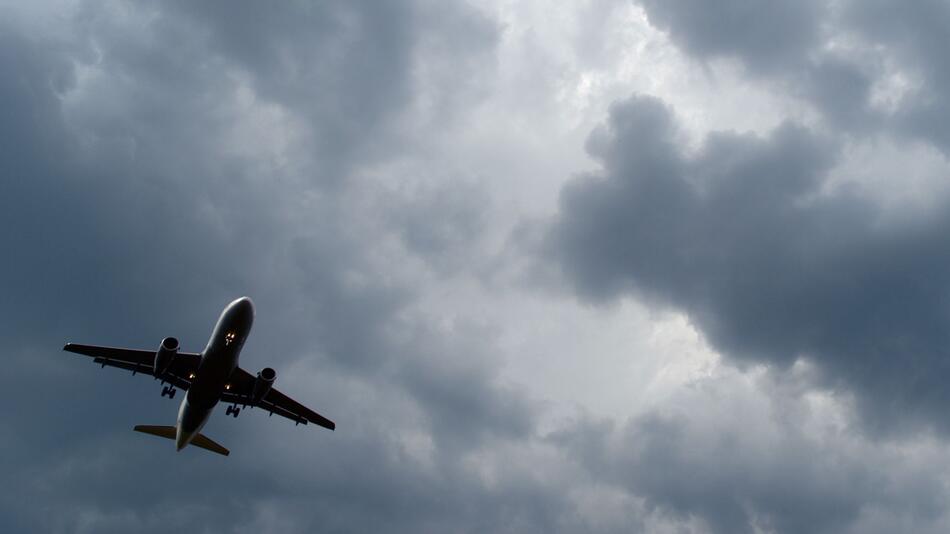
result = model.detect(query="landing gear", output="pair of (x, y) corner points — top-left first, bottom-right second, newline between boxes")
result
(226, 404), (241, 418)
(161, 385), (177, 399)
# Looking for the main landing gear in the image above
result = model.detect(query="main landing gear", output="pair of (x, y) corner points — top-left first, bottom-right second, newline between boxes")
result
(161, 385), (177, 399)
(226, 404), (241, 418)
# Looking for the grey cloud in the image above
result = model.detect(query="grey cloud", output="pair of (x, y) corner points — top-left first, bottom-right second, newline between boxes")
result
(635, 0), (882, 134)
(166, 0), (415, 182)
(389, 179), (491, 273)
(638, 0), (824, 74)
(165, 0), (498, 181)
(799, 55), (878, 131)
(550, 94), (950, 433)
(552, 373), (950, 534)
(0, 4), (578, 533)
(392, 320), (536, 450)
(11, 0), (950, 532)
(842, 0), (950, 149)
(636, 0), (950, 155)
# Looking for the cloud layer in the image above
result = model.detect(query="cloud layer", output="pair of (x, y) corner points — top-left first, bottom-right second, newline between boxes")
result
(550, 93), (950, 433)
(6, 1), (950, 533)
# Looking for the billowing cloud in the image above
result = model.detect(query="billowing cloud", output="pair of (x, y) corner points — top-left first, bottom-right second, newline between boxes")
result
(550, 94), (950, 433)
(0, 2), (549, 531)
(7, 0), (950, 532)
(553, 366), (950, 534)
(638, 0), (824, 73)
(636, 0), (950, 153)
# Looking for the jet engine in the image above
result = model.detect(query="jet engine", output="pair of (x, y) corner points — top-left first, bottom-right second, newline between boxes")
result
(252, 367), (276, 403)
(153, 337), (179, 376)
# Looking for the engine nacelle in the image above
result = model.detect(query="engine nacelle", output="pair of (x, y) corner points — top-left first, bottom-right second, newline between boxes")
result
(252, 367), (276, 403)
(154, 337), (179, 376)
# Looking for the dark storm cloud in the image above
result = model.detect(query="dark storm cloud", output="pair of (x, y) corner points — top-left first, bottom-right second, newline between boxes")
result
(552, 380), (950, 534)
(389, 179), (491, 273)
(842, 0), (950, 150)
(0, 3), (565, 532)
(540, 4), (950, 530)
(164, 0), (416, 182)
(392, 321), (536, 449)
(638, 0), (823, 73)
(636, 0), (887, 134)
(11, 0), (950, 532)
(636, 0), (950, 153)
(796, 55), (878, 131)
(550, 94), (950, 433)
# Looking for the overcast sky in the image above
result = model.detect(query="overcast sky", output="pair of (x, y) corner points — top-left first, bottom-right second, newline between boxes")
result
(5, 1), (950, 532)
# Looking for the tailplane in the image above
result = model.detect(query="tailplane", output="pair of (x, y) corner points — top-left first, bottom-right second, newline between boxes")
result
(190, 433), (230, 456)
(133, 424), (176, 439)
(133, 425), (230, 456)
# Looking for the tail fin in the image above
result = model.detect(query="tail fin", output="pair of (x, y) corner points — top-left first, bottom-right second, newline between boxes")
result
(133, 425), (230, 456)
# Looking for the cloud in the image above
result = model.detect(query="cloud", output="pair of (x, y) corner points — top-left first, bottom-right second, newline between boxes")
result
(0, 3), (563, 532)
(635, 0), (950, 155)
(841, 0), (950, 149)
(552, 367), (950, 534)
(549, 94), (950, 434)
(8, 1), (950, 532)
(637, 0), (824, 74)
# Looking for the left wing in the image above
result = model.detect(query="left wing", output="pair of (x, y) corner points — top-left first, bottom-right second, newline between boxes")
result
(222, 367), (336, 430)
(63, 343), (201, 391)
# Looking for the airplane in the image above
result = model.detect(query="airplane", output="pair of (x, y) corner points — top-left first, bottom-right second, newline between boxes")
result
(63, 296), (334, 456)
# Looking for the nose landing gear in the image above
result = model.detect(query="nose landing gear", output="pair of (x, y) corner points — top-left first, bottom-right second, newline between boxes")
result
(161, 385), (177, 399)
(226, 404), (241, 418)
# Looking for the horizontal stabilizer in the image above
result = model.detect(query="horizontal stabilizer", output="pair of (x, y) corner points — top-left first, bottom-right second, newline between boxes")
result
(190, 433), (230, 456)
(133, 425), (230, 456)
(134, 425), (177, 439)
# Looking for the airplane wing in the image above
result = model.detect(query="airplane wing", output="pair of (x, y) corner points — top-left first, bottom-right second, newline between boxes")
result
(221, 367), (336, 430)
(63, 343), (201, 391)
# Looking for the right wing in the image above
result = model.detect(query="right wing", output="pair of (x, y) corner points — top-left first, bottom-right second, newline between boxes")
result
(221, 367), (336, 430)
(63, 343), (201, 391)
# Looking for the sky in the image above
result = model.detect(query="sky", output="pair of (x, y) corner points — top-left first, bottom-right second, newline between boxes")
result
(5, 1), (950, 532)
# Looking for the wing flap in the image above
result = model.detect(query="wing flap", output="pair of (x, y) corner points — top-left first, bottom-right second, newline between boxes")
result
(64, 343), (200, 390)
(66, 344), (154, 362)
(223, 367), (336, 431)
(263, 388), (336, 430)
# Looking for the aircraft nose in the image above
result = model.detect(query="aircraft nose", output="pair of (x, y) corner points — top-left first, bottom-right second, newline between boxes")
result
(237, 296), (254, 313)
(229, 296), (255, 319)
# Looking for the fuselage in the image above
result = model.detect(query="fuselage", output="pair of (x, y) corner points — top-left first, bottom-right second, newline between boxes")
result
(175, 296), (254, 450)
